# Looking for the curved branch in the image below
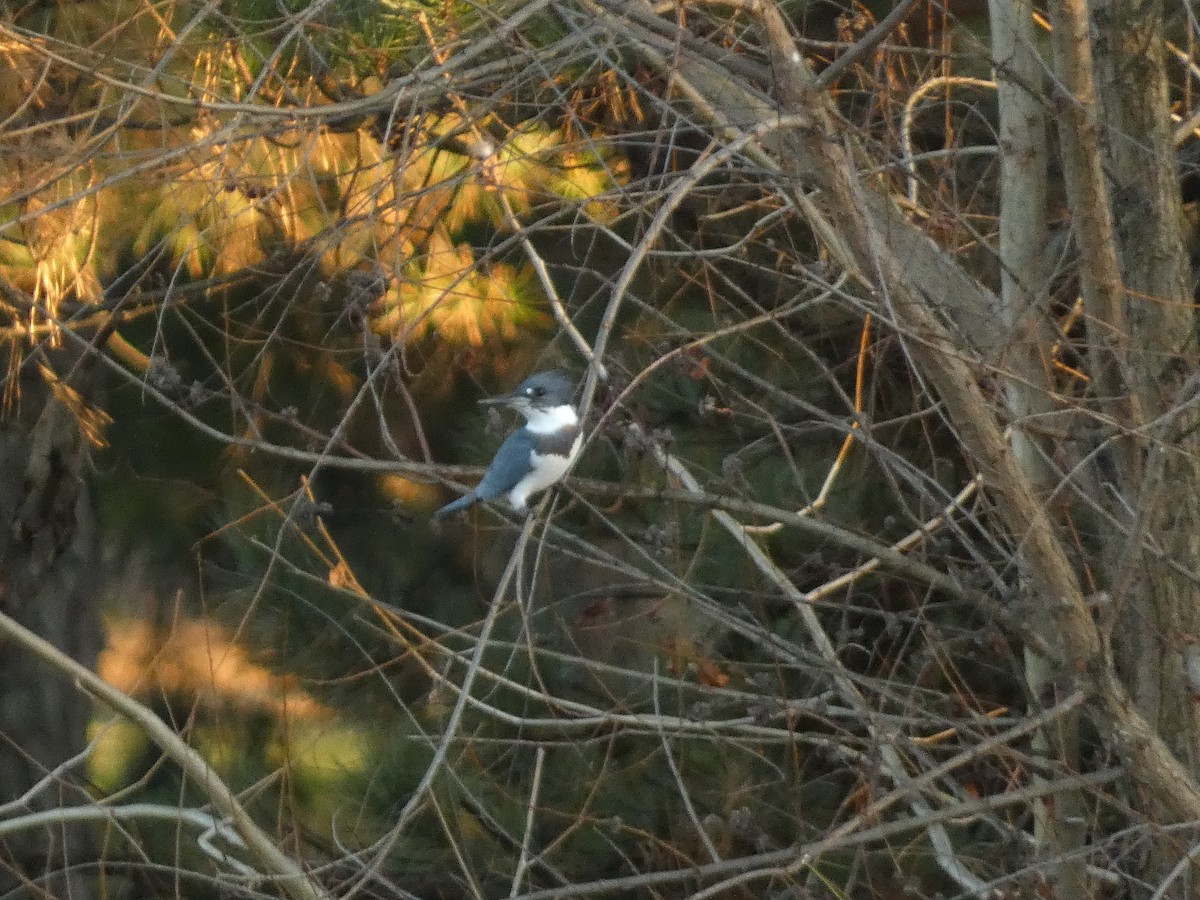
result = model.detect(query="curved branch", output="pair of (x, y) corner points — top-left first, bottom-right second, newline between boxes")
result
(0, 610), (328, 900)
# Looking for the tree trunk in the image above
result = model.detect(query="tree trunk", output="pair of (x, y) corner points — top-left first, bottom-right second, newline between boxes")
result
(989, 0), (1089, 893)
(1092, 0), (1200, 762)
(0, 362), (102, 898)
(1090, 2), (1200, 890)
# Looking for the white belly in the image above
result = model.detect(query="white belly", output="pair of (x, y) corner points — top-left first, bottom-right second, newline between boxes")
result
(508, 435), (581, 510)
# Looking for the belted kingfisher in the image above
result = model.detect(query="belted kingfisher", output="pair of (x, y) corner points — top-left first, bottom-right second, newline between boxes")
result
(434, 371), (581, 519)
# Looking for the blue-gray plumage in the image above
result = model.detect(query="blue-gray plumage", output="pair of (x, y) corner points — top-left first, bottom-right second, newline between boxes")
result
(434, 371), (581, 519)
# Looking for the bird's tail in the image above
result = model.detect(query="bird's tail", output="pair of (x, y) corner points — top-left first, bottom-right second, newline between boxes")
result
(434, 492), (477, 519)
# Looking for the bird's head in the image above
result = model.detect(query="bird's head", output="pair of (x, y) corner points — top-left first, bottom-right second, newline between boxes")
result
(479, 371), (578, 431)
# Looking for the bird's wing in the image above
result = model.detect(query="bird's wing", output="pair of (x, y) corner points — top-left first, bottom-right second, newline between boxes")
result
(473, 429), (535, 501)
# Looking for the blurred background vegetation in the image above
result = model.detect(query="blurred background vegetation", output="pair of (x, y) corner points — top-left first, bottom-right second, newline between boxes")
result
(1, 0), (1195, 897)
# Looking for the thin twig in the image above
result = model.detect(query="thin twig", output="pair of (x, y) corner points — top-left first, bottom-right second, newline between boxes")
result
(509, 746), (548, 898)
(816, 0), (923, 87)
(654, 659), (722, 864)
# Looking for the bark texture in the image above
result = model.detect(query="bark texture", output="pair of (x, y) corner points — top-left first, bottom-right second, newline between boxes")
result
(0, 366), (102, 898)
(989, 0), (1088, 893)
(1092, 0), (1200, 779)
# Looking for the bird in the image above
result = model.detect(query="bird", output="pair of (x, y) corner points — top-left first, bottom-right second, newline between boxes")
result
(434, 371), (581, 519)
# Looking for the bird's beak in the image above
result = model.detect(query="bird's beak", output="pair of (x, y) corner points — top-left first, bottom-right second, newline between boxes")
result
(478, 392), (518, 408)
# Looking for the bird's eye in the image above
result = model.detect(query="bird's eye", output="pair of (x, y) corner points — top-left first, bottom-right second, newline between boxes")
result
(532, 386), (545, 397)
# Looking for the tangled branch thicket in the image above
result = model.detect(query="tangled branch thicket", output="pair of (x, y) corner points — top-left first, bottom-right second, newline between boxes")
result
(3, 0), (1200, 897)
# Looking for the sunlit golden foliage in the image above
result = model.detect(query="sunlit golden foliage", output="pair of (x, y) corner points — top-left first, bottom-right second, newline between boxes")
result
(0, 158), (103, 342)
(1, 107), (619, 351)
(376, 227), (550, 346)
(99, 617), (329, 720)
(0, 0), (623, 365)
